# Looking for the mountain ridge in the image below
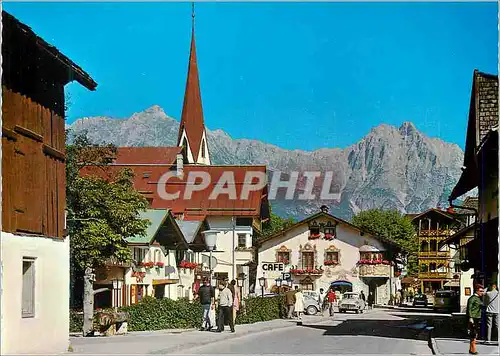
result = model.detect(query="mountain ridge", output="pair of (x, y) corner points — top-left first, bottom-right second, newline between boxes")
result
(68, 105), (464, 220)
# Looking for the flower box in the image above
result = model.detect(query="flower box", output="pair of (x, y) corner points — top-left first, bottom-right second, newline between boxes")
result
(155, 262), (164, 267)
(308, 233), (321, 240)
(179, 260), (198, 269)
(138, 261), (155, 268)
(357, 259), (391, 265)
(324, 260), (339, 266)
(277, 259), (289, 265)
(290, 268), (323, 275)
(323, 233), (335, 241)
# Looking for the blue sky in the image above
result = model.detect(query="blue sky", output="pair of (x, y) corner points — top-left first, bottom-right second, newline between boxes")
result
(4, 2), (498, 151)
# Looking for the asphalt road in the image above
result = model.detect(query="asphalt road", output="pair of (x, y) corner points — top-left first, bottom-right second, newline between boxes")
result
(175, 309), (433, 355)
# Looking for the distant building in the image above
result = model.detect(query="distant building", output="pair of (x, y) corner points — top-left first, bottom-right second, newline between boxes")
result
(1, 11), (96, 354)
(256, 210), (402, 305)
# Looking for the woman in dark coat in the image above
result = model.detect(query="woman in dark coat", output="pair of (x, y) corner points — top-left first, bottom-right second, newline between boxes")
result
(368, 292), (375, 309)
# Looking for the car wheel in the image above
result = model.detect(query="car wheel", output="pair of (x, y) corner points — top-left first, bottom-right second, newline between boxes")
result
(355, 309), (359, 314)
(306, 306), (318, 316)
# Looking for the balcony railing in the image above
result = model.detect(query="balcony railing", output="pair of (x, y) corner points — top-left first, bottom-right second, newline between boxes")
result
(418, 229), (453, 237)
(418, 272), (450, 279)
(418, 251), (450, 258)
(358, 264), (391, 277)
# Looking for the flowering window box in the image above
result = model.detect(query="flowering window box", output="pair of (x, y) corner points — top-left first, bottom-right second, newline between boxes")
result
(323, 233), (335, 241)
(290, 268), (323, 275)
(357, 259), (391, 265)
(179, 260), (198, 269)
(324, 260), (339, 266)
(138, 261), (155, 268)
(155, 262), (164, 268)
(277, 259), (289, 265)
(308, 233), (321, 240)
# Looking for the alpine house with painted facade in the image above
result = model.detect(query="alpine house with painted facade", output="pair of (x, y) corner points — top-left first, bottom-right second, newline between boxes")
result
(256, 208), (403, 305)
(1, 11), (97, 355)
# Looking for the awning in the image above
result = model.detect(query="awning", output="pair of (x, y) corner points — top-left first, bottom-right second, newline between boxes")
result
(331, 280), (352, 287)
(152, 279), (179, 285)
(444, 280), (460, 288)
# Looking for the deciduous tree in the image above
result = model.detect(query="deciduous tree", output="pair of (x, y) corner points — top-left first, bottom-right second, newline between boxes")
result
(66, 131), (149, 336)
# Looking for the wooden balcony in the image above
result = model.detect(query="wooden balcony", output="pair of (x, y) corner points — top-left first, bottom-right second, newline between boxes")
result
(418, 251), (450, 258)
(418, 272), (450, 279)
(419, 229), (453, 238)
(358, 264), (391, 277)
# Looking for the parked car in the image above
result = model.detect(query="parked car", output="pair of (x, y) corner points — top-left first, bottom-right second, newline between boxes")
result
(304, 294), (321, 315)
(433, 290), (459, 313)
(303, 290), (320, 301)
(412, 293), (428, 307)
(338, 292), (365, 313)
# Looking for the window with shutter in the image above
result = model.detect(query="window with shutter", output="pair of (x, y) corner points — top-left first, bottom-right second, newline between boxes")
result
(22, 258), (35, 318)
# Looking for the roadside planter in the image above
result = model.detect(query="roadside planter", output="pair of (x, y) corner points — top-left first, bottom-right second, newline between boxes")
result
(95, 310), (129, 336)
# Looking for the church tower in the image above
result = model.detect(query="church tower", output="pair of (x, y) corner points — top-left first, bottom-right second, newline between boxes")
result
(177, 4), (211, 165)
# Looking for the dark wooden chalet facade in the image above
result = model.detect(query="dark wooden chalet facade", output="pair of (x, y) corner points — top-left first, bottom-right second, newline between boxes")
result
(1, 11), (97, 237)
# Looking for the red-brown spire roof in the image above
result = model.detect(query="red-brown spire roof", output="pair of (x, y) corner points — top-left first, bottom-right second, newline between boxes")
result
(177, 17), (207, 162)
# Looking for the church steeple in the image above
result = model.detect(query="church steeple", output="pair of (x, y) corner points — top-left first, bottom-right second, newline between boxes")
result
(177, 3), (211, 165)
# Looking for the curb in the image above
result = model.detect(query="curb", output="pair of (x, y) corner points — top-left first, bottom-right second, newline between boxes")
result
(151, 317), (335, 354)
(429, 337), (441, 355)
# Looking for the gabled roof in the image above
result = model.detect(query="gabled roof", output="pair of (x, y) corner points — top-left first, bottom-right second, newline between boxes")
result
(2, 11), (97, 91)
(177, 23), (207, 162)
(257, 211), (402, 250)
(126, 209), (187, 249)
(113, 147), (184, 165)
(408, 208), (461, 223)
(80, 164), (270, 220)
(176, 218), (209, 252)
(442, 222), (477, 246)
(450, 70), (498, 201)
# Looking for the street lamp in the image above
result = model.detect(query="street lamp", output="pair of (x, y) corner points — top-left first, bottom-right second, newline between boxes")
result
(202, 230), (218, 286)
(112, 279), (123, 310)
(258, 276), (266, 297)
(237, 273), (245, 300)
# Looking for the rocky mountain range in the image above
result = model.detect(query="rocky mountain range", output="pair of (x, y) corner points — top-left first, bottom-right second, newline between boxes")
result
(67, 105), (465, 220)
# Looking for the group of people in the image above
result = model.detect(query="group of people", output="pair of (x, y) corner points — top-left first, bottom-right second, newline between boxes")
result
(195, 277), (240, 333)
(317, 288), (339, 316)
(284, 286), (305, 319)
(466, 283), (498, 354)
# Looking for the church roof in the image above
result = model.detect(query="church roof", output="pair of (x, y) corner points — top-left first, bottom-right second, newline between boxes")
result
(177, 17), (207, 161)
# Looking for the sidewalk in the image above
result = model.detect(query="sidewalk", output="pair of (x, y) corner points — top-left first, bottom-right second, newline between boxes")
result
(68, 315), (335, 355)
(431, 338), (499, 355)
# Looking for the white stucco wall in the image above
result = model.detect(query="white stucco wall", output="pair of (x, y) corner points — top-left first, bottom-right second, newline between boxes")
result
(257, 215), (394, 304)
(195, 130), (211, 165)
(179, 129), (195, 164)
(206, 216), (253, 283)
(0, 232), (70, 355)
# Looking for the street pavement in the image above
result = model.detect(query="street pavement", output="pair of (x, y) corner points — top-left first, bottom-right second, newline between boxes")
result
(69, 308), (438, 355)
(173, 308), (432, 355)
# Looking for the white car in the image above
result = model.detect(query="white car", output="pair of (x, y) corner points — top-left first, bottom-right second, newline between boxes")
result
(338, 292), (365, 313)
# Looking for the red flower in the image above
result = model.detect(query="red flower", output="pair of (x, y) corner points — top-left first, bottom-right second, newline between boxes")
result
(156, 262), (164, 267)
(324, 260), (338, 266)
(179, 260), (198, 269)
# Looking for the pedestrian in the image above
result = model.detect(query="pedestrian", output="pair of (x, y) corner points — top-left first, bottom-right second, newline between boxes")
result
(484, 282), (498, 344)
(231, 279), (240, 325)
(194, 277), (215, 331)
(216, 281), (235, 333)
(318, 288), (326, 315)
(294, 286), (304, 319)
(396, 290), (402, 306)
(368, 292), (375, 309)
(285, 287), (296, 319)
(466, 284), (485, 354)
(360, 291), (366, 310)
(327, 288), (337, 316)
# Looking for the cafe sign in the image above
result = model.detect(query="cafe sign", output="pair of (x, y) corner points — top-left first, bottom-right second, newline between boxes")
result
(261, 262), (288, 279)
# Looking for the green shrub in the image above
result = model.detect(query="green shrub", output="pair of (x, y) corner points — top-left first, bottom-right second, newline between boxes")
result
(236, 295), (286, 324)
(120, 296), (202, 331)
(69, 295), (286, 332)
(70, 309), (84, 332)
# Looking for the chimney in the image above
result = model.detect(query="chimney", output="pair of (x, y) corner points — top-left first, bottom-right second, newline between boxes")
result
(176, 154), (184, 178)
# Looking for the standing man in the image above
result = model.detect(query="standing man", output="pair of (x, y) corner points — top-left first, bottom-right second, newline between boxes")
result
(195, 277), (215, 331)
(484, 283), (498, 344)
(318, 288), (326, 315)
(285, 287), (296, 319)
(466, 284), (485, 354)
(327, 288), (337, 316)
(216, 281), (235, 333)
